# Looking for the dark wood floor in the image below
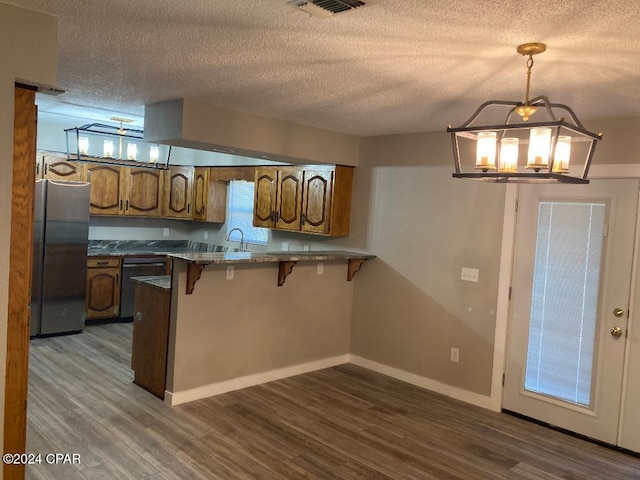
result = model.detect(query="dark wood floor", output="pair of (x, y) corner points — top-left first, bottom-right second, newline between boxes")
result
(26, 323), (640, 479)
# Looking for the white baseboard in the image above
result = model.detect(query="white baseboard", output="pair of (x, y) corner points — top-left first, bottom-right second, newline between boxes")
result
(165, 354), (492, 410)
(349, 355), (492, 410)
(165, 354), (350, 406)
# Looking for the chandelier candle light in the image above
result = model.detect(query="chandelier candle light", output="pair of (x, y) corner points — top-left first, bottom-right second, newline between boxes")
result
(448, 43), (602, 183)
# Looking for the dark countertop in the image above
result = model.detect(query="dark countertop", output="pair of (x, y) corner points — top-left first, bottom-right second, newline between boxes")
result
(131, 275), (172, 291)
(87, 240), (237, 257)
(168, 250), (376, 265)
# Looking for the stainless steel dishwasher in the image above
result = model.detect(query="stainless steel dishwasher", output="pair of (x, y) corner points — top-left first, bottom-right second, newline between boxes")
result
(120, 257), (167, 318)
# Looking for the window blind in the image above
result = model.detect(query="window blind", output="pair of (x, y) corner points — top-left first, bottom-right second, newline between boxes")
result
(227, 181), (268, 246)
(524, 201), (606, 407)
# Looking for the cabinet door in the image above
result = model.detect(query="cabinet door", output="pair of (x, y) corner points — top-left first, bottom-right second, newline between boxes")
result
(254, 167), (278, 228)
(193, 167), (227, 223)
(276, 168), (303, 231)
(124, 168), (163, 217)
(43, 154), (84, 181)
(86, 164), (123, 215)
(192, 167), (209, 221)
(132, 283), (171, 399)
(86, 267), (121, 319)
(163, 166), (193, 218)
(301, 170), (333, 234)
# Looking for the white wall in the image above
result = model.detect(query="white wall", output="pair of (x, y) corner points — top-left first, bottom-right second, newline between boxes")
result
(0, 2), (58, 468)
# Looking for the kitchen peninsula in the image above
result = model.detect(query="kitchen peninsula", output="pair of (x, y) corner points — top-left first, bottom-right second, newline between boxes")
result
(164, 250), (375, 406)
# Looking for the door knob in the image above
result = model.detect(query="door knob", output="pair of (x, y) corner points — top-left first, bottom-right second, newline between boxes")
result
(613, 308), (624, 318)
(610, 326), (623, 337)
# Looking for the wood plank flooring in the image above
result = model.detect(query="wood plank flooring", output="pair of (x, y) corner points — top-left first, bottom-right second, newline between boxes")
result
(26, 323), (640, 479)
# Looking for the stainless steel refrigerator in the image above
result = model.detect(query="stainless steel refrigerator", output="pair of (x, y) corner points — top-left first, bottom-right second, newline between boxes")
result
(30, 179), (91, 336)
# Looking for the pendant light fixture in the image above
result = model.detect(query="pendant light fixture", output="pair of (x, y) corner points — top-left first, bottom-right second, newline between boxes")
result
(65, 119), (170, 169)
(448, 43), (602, 184)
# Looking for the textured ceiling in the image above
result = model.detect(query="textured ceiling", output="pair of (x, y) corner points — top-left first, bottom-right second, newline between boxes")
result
(6, 0), (640, 136)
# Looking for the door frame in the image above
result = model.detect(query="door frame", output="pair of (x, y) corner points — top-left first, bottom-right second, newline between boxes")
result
(491, 164), (640, 443)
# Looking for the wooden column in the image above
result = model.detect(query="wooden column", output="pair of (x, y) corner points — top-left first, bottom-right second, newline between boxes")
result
(4, 85), (37, 480)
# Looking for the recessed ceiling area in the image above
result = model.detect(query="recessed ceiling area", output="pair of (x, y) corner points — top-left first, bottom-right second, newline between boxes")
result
(6, 0), (640, 136)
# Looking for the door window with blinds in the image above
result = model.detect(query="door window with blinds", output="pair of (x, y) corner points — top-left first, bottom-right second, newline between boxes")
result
(227, 180), (268, 245)
(524, 201), (607, 407)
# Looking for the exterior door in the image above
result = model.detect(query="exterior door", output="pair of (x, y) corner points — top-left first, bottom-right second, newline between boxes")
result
(503, 179), (639, 445)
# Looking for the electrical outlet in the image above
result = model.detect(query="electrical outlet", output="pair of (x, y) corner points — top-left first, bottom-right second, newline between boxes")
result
(317, 263), (324, 275)
(203, 230), (209, 240)
(303, 244), (310, 251)
(163, 227), (170, 237)
(461, 267), (479, 283)
(450, 347), (460, 363)
(281, 242), (289, 251)
(226, 265), (234, 280)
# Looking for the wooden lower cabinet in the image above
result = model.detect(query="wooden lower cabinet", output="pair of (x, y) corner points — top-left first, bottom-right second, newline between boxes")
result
(131, 281), (171, 399)
(86, 257), (121, 319)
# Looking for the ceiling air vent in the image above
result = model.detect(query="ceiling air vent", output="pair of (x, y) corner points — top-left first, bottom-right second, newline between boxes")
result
(287, 0), (366, 18)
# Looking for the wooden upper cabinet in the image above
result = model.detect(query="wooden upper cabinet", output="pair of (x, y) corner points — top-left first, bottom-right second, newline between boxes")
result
(43, 154), (85, 181)
(163, 166), (193, 218)
(254, 168), (278, 228)
(123, 168), (163, 217)
(276, 168), (303, 231)
(85, 164), (123, 215)
(192, 167), (227, 223)
(253, 165), (353, 237)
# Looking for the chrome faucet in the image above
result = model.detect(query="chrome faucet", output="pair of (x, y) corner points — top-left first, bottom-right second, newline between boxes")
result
(225, 228), (245, 252)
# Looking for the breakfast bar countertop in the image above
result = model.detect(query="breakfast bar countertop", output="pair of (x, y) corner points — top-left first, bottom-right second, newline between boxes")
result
(167, 250), (375, 264)
(168, 250), (376, 293)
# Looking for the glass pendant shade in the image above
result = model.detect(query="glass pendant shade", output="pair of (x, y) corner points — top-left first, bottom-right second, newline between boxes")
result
(78, 136), (89, 155)
(527, 127), (552, 170)
(127, 143), (137, 160)
(103, 140), (114, 158)
(149, 145), (159, 163)
(553, 136), (571, 173)
(475, 131), (497, 170)
(499, 137), (519, 172)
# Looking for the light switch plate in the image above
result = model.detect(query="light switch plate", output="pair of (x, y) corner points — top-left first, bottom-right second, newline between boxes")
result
(203, 230), (209, 240)
(226, 265), (234, 280)
(303, 244), (310, 251)
(163, 227), (170, 237)
(461, 267), (479, 283)
(317, 263), (324, 275)
(281, 242), (289, 251)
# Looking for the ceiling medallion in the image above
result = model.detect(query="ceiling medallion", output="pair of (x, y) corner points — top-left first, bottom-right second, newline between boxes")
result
(448, 43), (602, 184)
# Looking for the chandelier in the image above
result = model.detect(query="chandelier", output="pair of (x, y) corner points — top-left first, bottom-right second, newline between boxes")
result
(448, 43), (602, 184)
